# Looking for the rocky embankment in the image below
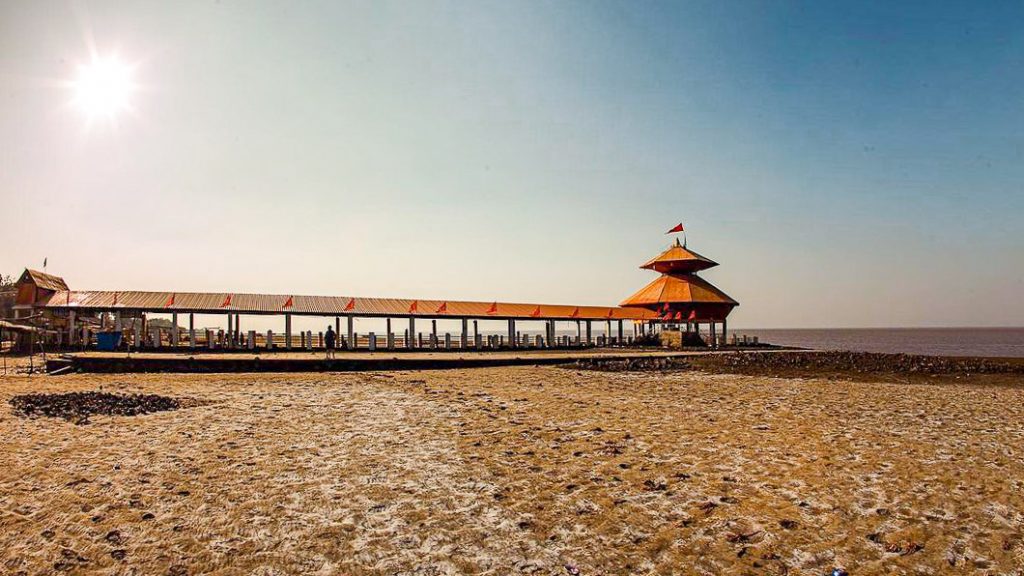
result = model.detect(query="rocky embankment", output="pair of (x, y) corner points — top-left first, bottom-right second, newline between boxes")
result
(693, 350), (1024, 380)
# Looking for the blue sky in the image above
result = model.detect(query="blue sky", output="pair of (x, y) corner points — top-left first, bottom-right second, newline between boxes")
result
(0, 0), (1021, 328)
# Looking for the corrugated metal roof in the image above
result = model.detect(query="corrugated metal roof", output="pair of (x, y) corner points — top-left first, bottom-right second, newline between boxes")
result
(39, 289), (657, 321)
(619, 273), (738, 307)
(639, 239), (718, 273)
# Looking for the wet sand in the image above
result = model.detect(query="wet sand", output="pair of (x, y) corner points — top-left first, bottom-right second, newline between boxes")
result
(1, 365), (1023, 575)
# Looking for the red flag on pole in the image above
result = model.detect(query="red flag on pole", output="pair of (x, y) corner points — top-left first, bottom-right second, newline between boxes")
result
(165, 293), (176, 308)
(673, 311), (682, 321)
(486, 302), (498, 315)
(436, 302), (448, 314)
(569, 307), (580, 318)
(688, 310), (697, 321)
(661, 311), (672, 321)
(344, 298), (355, 311)
(221, 294), (232, 307)
(283, 296), (293, 308)
(666, 223), (685, 234)
(530, 306), (541, 317)
(408, 300), (418, 314)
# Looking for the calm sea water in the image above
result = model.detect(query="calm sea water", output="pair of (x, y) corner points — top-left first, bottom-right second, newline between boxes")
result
(731, 328), (1024, 358)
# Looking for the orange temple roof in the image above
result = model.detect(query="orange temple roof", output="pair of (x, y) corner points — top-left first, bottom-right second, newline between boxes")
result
(619, 273), (737, 308)
(639, 239), (718, 273)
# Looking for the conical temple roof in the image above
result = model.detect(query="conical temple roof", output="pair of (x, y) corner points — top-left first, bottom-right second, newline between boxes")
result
(619, 273), (737, 308)
(640, 239), (718, 273)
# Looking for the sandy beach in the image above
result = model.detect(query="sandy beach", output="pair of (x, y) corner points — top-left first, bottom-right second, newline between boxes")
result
(2, 364), (1023, 575)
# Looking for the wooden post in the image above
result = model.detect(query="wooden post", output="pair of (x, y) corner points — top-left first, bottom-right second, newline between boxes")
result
(460, 318), (468, 349)
(473, 320), (479, 348)
(335, 316), (341, 341)
(585, 320), (592, 345)
(432, 319), (438, 349)
(285, 314), (292, 349)
(347, 316), (355, 350)
(618, 320), (624, 344)
(508, 319), (515, 348)
(408, 317), (415, 349)
(722, 318), (727, 348)
(386, 318), (394, 349)
(189, 313), (195, 348)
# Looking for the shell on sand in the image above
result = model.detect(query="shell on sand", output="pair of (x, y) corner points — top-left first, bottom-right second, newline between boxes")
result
(1, 365), (1023, 574)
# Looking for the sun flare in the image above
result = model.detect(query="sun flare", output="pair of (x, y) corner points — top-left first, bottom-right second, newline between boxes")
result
(72, 56), (135, 119)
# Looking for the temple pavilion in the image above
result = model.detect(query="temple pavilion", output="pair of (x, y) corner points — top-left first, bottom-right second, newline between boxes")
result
(620, 238), (738, 345)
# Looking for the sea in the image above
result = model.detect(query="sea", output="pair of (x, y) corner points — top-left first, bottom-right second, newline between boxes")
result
(730, 327), (1024, 358)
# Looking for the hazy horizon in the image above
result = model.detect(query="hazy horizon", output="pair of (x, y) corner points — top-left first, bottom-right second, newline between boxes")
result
(2, 1), (1022, 329)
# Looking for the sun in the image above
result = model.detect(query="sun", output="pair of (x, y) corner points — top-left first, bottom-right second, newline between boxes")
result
(72, 56), (136, 120)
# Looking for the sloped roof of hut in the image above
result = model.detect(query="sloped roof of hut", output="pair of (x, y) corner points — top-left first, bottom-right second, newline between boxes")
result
(19, 269), (69, 292)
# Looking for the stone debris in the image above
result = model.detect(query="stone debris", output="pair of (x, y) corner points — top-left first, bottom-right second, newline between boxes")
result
(569, 357), (691, 372)
(9, 391), (180, 424)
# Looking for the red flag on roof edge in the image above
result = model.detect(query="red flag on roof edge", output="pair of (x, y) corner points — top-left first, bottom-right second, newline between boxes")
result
(570, 307), (580, 318)
(673, 311), (682, 321)
(530, 306), (541, 317)
(688, 310), (697, 321)
(408, 300), (418, 314)
(344, 298), (355, 311)
(221, 294), (232, 307)
(666, 223), (684, 234)
(283, 296), (293, 308)
(486, 302), (498, 314)
(606, 308), (615, 318)
(112, 292), (118, 306)
(436, 302), (448, 314)
(165, 293), (176, 308)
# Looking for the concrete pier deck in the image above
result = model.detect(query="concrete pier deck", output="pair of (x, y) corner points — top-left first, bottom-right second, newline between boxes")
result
(46, 348), (722, 373)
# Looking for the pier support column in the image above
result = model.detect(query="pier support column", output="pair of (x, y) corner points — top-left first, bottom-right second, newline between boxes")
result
(722, 318), (727, 348)
(285, 314), (292, 349)
(606, 319), (612, 344)
(347, 316), (355, 350)
(617, 320), (623, 345)
(508, 319), (515, 348)
(171, 313), (179, 347)
(473, 320), (479, 348)
(460, 318), (468, 349)
(408, 317), (416, 349)
(386, 318), (393, 349)
(585, 320), (592, 345)
(335, 317), (341, 341)
(189, 313), (195, 348)
(432, 319), (438, 349)
(68, 310), (76, 345)
(710, 321), (717, 348)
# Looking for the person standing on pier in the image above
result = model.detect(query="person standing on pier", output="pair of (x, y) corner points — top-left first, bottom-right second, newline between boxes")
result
(324, 325), (337, 359)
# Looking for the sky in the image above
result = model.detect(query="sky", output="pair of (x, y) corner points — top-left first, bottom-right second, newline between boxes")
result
(1, 0), (1022, 329)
